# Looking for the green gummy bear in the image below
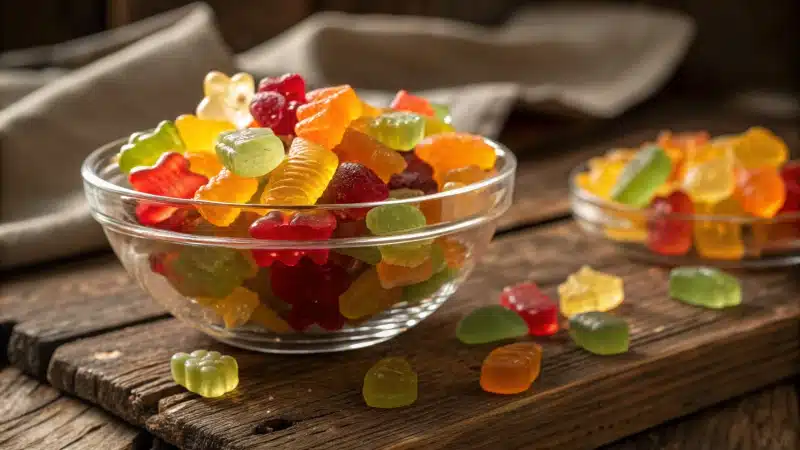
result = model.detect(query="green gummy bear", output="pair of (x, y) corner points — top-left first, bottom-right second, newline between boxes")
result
(171, 350), (239, 398)
(402, 267), (457, 304)
(215, 128), (285, 178)
(669, 266), (741, 309)
(166, 247), (254, 299)
(610, 145), (672, 207)
(363, 357), (418, 408)
(456, 305), (528, 344)
(569, 311), (630, 355)
(365, 112), (426, 151)
(118, 120), (185, 173)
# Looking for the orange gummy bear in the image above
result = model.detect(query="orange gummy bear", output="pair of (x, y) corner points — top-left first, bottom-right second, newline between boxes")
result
(194, 169), (259, 226)
(332, 128), (407, 182)
(295, 85), (362, 149)
(184, 151), (224, 178)
(734, 167), (786, 218)
(260, 138), (339, 206)
(480, 342), (542, 395)
(414, 133), (497, 185)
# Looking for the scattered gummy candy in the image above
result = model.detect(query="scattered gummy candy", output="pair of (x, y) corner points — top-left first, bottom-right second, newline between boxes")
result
(456, 305), (529, 345)
(480, 342), (542, 395)
(171, 350), (239, 398)
(557, 266), (624, 318)
(499, 283), (559, 336)
(363, 357), (418, 408)
(669, 266), (741, 309)
(569, 311), (630, 355)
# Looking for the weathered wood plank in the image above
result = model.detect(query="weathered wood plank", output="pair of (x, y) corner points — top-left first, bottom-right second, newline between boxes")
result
(47, 221), (800, 450)
(0, 367), (147, 450)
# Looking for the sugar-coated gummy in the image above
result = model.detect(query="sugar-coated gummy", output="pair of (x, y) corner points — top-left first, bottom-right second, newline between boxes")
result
(215, 128), (285, 178)
(569, 312), (629, 355)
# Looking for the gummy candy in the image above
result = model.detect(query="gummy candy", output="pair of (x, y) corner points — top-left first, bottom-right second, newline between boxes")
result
(389, 188), (425, 202)
(332, 128), (407, 182)
(390, 90), (435, 117)
(361, 111), (426, 151)
(184, 151), (224, 178)
(194, 169), (259, 226)
(333, 246), (383, 265)
(456, 305), (529, 344)
(499, 283), (559, 336)
(603, 207), (648, 243)
(376, 257), (434, 289)
(437, 237), (467, 269)
(339, 268), (402, 319)
(423, 104), (455, 137)
(270, 260), (350, 331)
(669, 266), (741, 309)
(249, 210), (337, 267)
(160, 246), (256, 298)
(118, 120), (185, 173)
(557, 266), (624, 318)
(128, 152), (208, 225)
(175, 114), (235, 152)
(249, 304), (292, 333)
(363, 357), (417, 408)
(734, 167), (786, 218)
(682, 146), (735, 204)
(321, 162), (389, 220)
(378, 244), (432, 268)
(693, 198), (745, 260)
(578, 157), (626, 199)
(402, 267), (457, 304)
(196, 71), (254, 128)
(441, 165), (490, 185)
(415, 132), (497, 185)
(171, 350), (238, 398)
(197, 286), (260, 329)
(388, 153), (439, 195)
(646, 190), (694, 256)
(731, 127), (788, 169)
(569, 312), (629, 355)
(480, 342), (542, 395)
(258, 73), (306, 103)
(260, 138), (339, 206)
(365, 204), (431, 267)
(215, 128), (285, 178)
(610, 146), (672, 207)
(249, 91), (286, 130)
(295, 85), (362, 149)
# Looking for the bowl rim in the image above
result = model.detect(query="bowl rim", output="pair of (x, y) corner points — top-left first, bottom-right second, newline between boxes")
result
(569, 161), (800, 224)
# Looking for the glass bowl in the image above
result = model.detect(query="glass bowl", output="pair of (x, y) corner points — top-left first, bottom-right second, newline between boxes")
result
(82, 138), (516, 353)
(570, 162), (800, 268)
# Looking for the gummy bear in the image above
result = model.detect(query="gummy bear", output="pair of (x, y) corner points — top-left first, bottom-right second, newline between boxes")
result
(499, 283), (559, 336)
(402, 267), (457, 304)
(388, 152), (439, 195)
(669, 266), (741, 309)
(339, 268), (402, 319)
(260, 138), (339, 206)
(557, 266), (624, 318)
(184, 151), (224, 178)
(196, 71), (254, 129)
(682, 145), (735, 204)
(197, 286), (260, 329)
(693, 198), (745, 260)
(175, 114), (235, 152)
(610, 146), (672, 207)
(415, 132), (497, 185)
(646, 190), (694, 256)
(270, 260), (351, 331)
(128, 152), (208, 225)
(390, 90), (435, 117)
(194, 169), (259, 226)
(363, 357), (418, 408)
(258, 73), (306, 103)
(295, 85), (362, 149)
(249, 210), (337, 267)
(248, 304), (292, 333)
(332, 128), (407, 182)
(360, 111), (426, 151)
(437, 237), (467, 269)
(366, 204), (431, 267)
(321, 162), (389, 220)
(733, 167), (786, 218)
(160, 246), (256, 298)
(215, 128), (285, 178)
(480, 342), (542, 395)
(171, 350), (238, 398)
(569, 312), (629, 355)
(731, 127), (788, 169)
(456, 305), (529, 344)
(118, 120), (185, 173)
(376, 257), (434, 289)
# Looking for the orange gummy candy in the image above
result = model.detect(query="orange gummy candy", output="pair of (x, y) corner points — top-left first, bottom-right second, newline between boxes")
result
(480, 342), (542, 395)
(376, 257), (434, 289)
(734, 167), (786, 218)
(332, 128), (407, 182)
(414, 133), (497, 185)
(184, 151), (224, 178)
(436, 237), (467, 269)
(260, 138), (339, 206)
(194, 169), (259, 226)
(390, 90), (435, 117)
(295, 85), (362, 149)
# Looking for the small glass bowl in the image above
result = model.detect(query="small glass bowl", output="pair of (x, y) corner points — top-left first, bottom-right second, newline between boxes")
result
(82, 138), (516, 353)
(570, 162), (800, 269)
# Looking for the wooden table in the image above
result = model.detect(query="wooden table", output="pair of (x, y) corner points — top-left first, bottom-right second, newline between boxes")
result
(1, 96), (798, 450)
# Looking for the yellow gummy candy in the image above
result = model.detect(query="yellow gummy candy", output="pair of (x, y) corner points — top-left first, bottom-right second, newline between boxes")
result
(732, 127), (788, 169)
(558, 266), (624, 317)
(693, 198), (745, 260)
(207, 287), (260, 329)
(194, 169), (259, 226)
(260, 138), (339, 206)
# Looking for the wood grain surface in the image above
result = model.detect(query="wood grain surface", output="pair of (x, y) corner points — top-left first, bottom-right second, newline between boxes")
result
(0, 367), (146, 450)
(45, 221), (800, 450)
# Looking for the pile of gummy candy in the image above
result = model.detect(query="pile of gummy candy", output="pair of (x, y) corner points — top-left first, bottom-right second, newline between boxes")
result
(573, 128), (794, 260)
(122, 71), (497, 333)
(171, 264), (741, 406)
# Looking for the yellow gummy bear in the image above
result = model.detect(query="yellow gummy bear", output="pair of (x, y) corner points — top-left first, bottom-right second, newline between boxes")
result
(194, 169), (259, 226)
(682, 145), (735, 204)
(196, 71), (254, 129)
(205, 287), (260, 329)
(731, 127), (788, 169)
(693, 198), (745, 260)
(558, 266), (624, 317)
(176, 114), (235, 152)
(583, 157), (626, 199)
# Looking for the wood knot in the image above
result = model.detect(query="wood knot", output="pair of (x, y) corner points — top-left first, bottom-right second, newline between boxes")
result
(253, 418), (295, 435)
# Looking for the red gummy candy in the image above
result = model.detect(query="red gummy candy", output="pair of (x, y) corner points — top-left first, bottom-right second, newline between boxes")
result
(646, 190), (694, 256)
(249, 210), (337, 267)
(128, 152), (208, 225)
(270, 260), (350, 331)
(274, 100), (302, 136)
(250, 91), (286, 129)
(322, 162), (389, 220)
(500, 282), (559, 336)
(388, 153), (439, 194)
(390, 90), (435, 117)
(258, 73), (306, 103)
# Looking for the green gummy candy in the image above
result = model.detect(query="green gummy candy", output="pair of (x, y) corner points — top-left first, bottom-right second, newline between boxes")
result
(334, 247), (383, 265)
(363, 357), (418, 408)
(430, 103), (452, 123)
(569, 312), (629, 355)
(167, 247), (253, 298)
(424, 104), (455, 137)
(366, 112), (426, 151)
(215, 128), (284, 178)
(402, 267), (457, 304)
(456, 305), (528, 344)
(366, 204), (427, 235)
(171, 349), (239, 398)
(118, 120), (184, 173)
(669, 266), (741, 309)
(610, 146), (672, 207)
(429, 242), (447, 274)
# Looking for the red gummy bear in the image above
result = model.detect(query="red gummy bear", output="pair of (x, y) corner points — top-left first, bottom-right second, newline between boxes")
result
(249, 210), (337, 267)
(388, 152), (439, 194)
(499, 282), (559, 336)
(321, 162), (389, 220)
(128, 152), (208, 225)
(258, 73), (306, 103)
(270, 260), (351, 331)
(646, 190), (694, 256)
(250, 91), (286, 129)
